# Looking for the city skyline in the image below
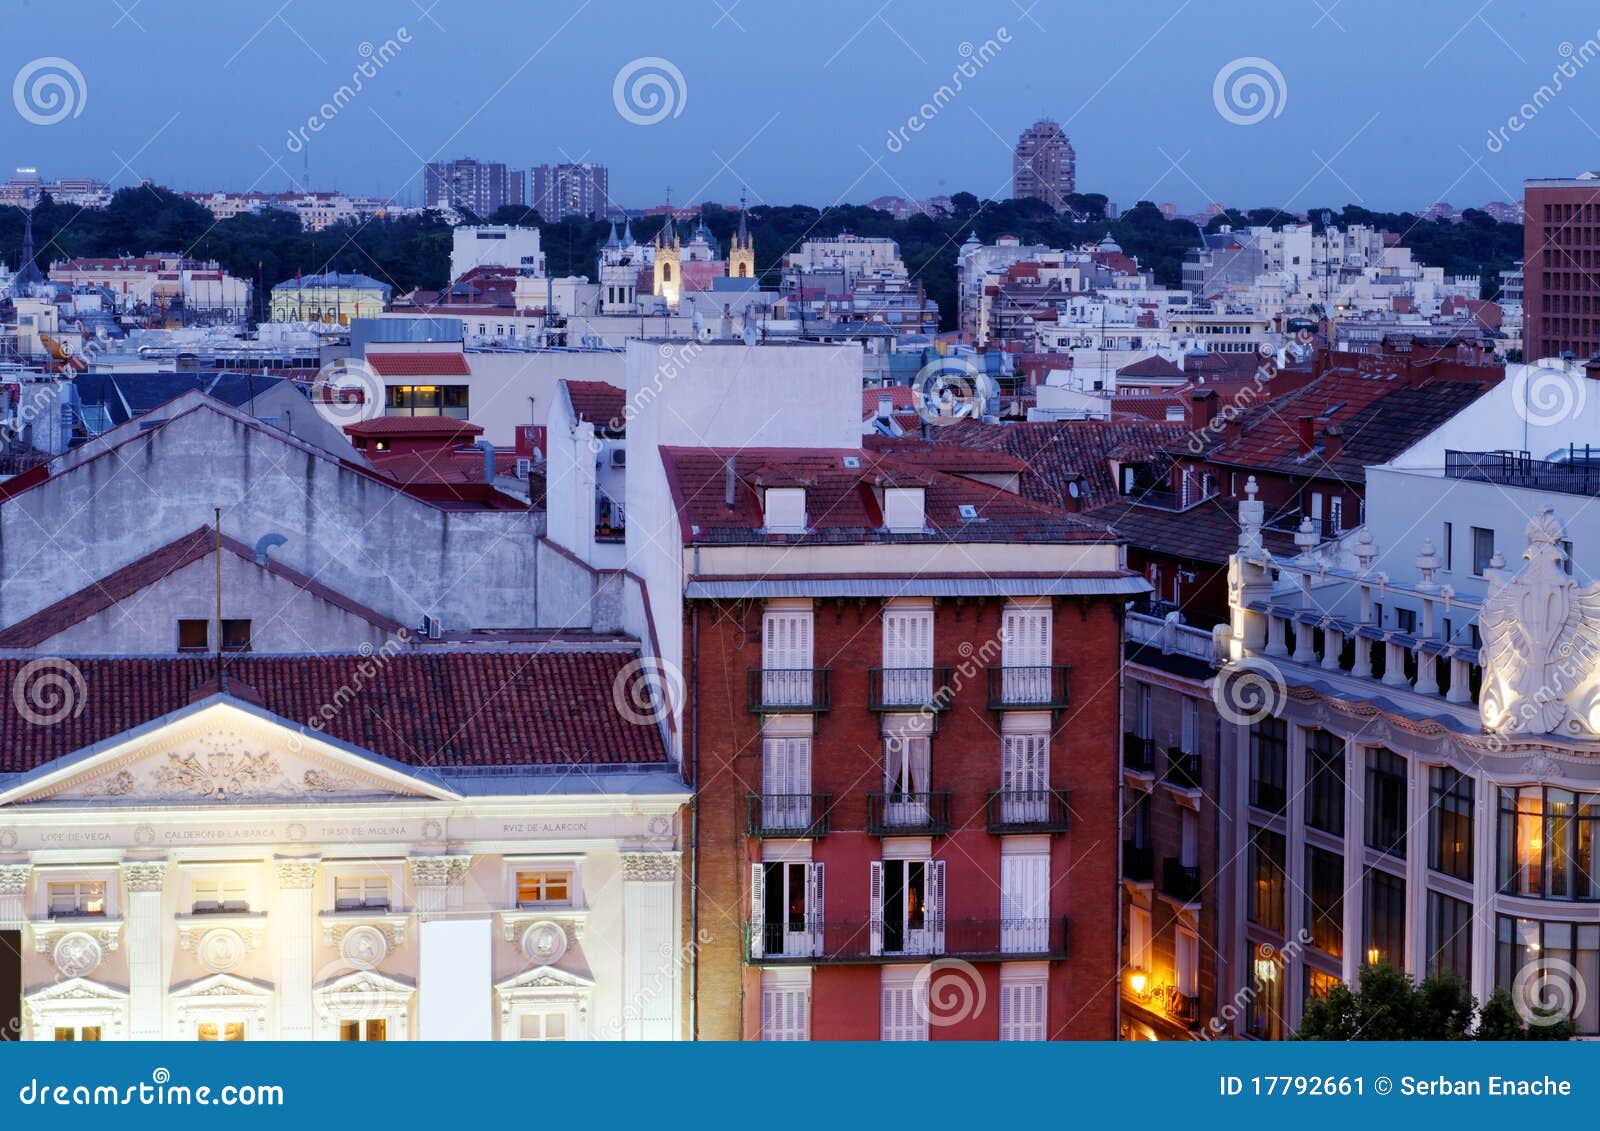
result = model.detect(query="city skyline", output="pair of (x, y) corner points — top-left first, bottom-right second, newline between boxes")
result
(0, 0), (1595, 213)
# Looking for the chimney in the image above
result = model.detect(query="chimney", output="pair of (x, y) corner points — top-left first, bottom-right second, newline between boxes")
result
(724, 456), (737, 510)
(1188, 388), (1218, 432)
(1322, 426), (1343, 460)
(877, 394), (893, 421)
(1296, 415), (1316, 456)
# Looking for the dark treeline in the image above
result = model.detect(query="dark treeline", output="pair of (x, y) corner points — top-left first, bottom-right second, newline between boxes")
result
(0, 187), (1522, 329)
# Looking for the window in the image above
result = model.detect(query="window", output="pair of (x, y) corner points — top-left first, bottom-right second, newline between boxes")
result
(880, 974), (928, 1041)
(883, 733), (931, 816)
(1248, 828), (1285, 933)
(883, 487), (926, 532)
(517, 1011), (569, 1041)
(1304, 967), (1340, 1004)
(751, 861), (823, 958)
(760, 737), (813, 831)
(196, 1022), (247, 1042)
(763, 488), (807, 533)
(339, 1019), (387, 1041)
(1000, 730), (1048, 821)
(1245, 946), (1283, 1040)
(1304, 729), (1344, 835)
(1365, 747), (1407, 857)
(385, 384), (469, 419)
(998, 977), (1047, 1041)
(871, 858), (943, 955)
(881, 605), (934, 705)
(1180, 697), (1199, 754)
(760, 973), (810, 1041)
(48, 881), (105, 918)
(761, 607), (813, 706)
(1429, 767), (1474, 881)
(53, 1026), (101, 1041)
(1427, 891), (1472, 981)
(1305, 846), (1344, 958)
(1128, 905), (1152, 971)
(1471, 526), (1495, 575)
(1363, 868), (1405, 968)
(221, 619), (251, 652)
(1000, 603), (1052, 703)
(1442, 521), (1453, 570)
(1249, 717), (1287, 813)
(334, 876), (390, 911)
(1175, 928), (1199, 997)
(177, 619), (209, 652)
(1395, 608), (1416, 635)
(999, 851), (1049, 953)
(1498, 787), (1600, 900)
(192, 878), (249, 914)
(1496, 917), (1600, 1035)
(516, 870), (572, 907)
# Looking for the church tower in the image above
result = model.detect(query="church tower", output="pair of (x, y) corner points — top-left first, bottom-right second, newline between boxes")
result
(728, 193), (755, 280)
(652, 204), (682, 310)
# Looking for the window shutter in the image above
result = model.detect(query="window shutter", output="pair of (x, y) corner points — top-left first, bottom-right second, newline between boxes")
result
(806, 862), (825, 955)
(750, 863), (765, 959)
(928, 860), (946, 954)
(1000, 981), (1046, 1040)
(1176, 928), (1199, 997)
(1002, 606), (1051, 667)
(882, 608), (933, 705)
(869, 862), (884, 956)
(1181, 697), (1198, 752)
(763, 610), (812, 669)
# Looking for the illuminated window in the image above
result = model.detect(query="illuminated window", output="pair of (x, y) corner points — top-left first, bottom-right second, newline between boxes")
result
(1427, 891), (1472, 981)
(516, 870), (572, 907)
(196, 1022), (246, 1042)
(334, 876), (390, 911)
(1304, 846), (1343, 958)
(48, 882), (105, 918)
(339, 1019), (387, 1042)
(53, 1026), (101, 1041)
(1429, 767), (1474, 881)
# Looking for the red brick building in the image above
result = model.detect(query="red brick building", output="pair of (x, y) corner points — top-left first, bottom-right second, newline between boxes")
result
(1523, 174), (1600, 362)
(673, 446), (1148, 1040)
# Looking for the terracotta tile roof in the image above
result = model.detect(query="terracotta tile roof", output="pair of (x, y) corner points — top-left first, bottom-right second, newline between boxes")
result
(1085, 497), (1298, 566)
(659, 446), (1112, 545)
(344, 416), (484, 438)
(0, 528), (404, 649)
(1117, 355), (1183, 379)
(861, 438), (1028, 474)
(564, 380), (627, 431)
(365, 352), (472, 377)
(0, 650), (667, 773)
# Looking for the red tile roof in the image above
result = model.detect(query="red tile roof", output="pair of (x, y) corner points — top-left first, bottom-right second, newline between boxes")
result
(564, 380), (627, 431)
(659, 446), (1111, 544)
(365, 352), (472, 377)
(0, 650), (667, 772)
(344, 416), (483, 438)
(0, 528), (404, 649)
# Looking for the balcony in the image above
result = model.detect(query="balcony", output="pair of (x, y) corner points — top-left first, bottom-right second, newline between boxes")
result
(1123, 842), (1154, 884)
(867, 667), (954, 713)
(1160, 858), (1202, 906)
(866, 791), (951, 836)
(985, 789), (1071, 834)
(1164, 748), (1202, 790)
(986, 665), (1071, 713)
(747, 668), (831, 714)
(745, 793), (832, 839)
(747, 915), (1071, 964)
(1123, 734), (1156, 773)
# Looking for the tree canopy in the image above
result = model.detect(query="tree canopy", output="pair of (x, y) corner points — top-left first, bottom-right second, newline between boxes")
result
(1296, 964), (1574, 1041)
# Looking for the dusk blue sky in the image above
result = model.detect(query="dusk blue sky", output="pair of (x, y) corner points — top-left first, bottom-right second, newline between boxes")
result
(1, 0), (1597, 213)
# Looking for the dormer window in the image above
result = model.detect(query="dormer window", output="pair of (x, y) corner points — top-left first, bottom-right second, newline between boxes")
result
(764, 488), (807, 534)
(884, 487), (926, 533)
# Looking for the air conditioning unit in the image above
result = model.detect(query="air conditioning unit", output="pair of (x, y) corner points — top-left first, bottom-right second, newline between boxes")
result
(609, 448), (627, 469)
(515, 457), (532, 479)
(419, 616), (442, 640)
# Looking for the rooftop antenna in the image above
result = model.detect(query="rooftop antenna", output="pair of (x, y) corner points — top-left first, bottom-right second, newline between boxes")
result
(213, 506), (226, 693)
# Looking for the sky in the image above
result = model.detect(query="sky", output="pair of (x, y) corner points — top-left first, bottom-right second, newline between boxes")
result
(0, 0), (1597, 214)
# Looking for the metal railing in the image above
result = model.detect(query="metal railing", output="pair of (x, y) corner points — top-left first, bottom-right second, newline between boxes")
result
(745, 793), (832, 838)
(985, 789), (1071, 834)
(986, 665), (1071, 711)
(1161, 858), (1202, 904)
(1123, 842), (1154, 883)
(746, 668), (832, 713)
(1446, 447), (1600, 498)
(1164, 748), (1202, 790)
(866, 791), (951, 836)
(1123, 734), (1156, 773)
(867, 667), (954, 712)
(746, 915), (1070, 964)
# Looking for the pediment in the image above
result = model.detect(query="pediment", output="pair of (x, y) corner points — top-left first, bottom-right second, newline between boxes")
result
(170, 972), (273, 1001)
(316, 970), (416, 998)
(0, 698), (459, 807)
(495, 965), (595, 994)
(24, 976), (128, 1006)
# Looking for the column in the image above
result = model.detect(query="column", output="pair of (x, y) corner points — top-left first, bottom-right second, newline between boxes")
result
(0, 864), (30, 929)
(1341, 738), (1364, 985)
(408, 856), (483, 1040)
(274, 857), (319, 1040)
(407, 855), (471, 919)
(621, 851), (681, 1041)
(1284, 725), (1307, 1026)
(120, 861), (167, 1041)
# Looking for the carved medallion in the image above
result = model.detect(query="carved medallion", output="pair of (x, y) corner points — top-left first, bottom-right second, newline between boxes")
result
(520, 921), (569, 964)
(340, 926), (390, 971)
(51, 932), (104, 978)
(196, 928), (247, 973)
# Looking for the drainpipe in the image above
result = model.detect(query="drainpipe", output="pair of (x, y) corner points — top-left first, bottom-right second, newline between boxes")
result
(688, 602), (701, 1040)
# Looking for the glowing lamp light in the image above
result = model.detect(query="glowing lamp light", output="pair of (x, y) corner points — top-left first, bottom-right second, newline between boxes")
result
(1366, 946), (1381, 967)
(1128, 968), (1149, 996)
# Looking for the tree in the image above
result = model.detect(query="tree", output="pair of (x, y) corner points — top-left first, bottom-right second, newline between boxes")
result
(1296, 964), (1573, 1040)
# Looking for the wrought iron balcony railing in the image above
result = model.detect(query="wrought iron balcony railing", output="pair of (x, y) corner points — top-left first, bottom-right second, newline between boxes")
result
(867, 667), (955, 713)
(746, 668), (832, 714)
(1161, 857), (1202, 905)
(1164, 748), (1202, 790)
(866, 791), (951, 836)
(986, 665), (1071, 712)
(745, 793), (832, 839)
(985, 789), (1071, 834)
(1123, 734), (1156, 773)
(1123, 842), (1154, 883)
(746, 915), (1070, 964)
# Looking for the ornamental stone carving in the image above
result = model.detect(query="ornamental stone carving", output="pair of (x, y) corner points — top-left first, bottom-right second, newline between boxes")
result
(1480, 506), (1600, 738)
(407, 855), (471, 887)
(619, 851), (679, 882)
(520, 921), (569, 964)
(120, 861), (168, 893)
(275, 858), (319, 890)
(51, 932), (104, 978)
(339, 925), (390, 971)
(153, 750), (282, 798)
(0, 864), (31, 895)
(195, 928), (247, 973)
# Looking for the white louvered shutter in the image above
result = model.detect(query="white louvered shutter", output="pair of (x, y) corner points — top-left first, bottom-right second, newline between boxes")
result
(763, 609), (812, 706)
(763, 737), (811, 830)
(869, 862), (884, 956)
(882, 608), (933, 705)
(1000, 981), (1047, 1041)
(1001, 732), (1049, 822)
(1001, 606), (1052, 703)
(761, 983), (809, 1041)
(805, 862), (825, 956)
(999, 853), (1048, 953)
(928, 860), (946, 954)
(750, 863), (765, 959)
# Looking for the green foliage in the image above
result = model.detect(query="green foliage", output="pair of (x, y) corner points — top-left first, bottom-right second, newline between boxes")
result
(1296, 964), (1573, 1041)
